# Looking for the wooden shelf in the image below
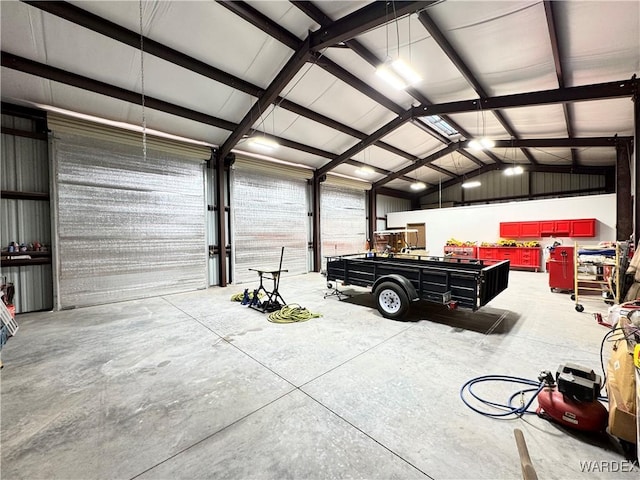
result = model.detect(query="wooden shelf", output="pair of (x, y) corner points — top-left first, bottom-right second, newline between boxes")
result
(1, 190), (50, 201)
(1, 251), (51, 267)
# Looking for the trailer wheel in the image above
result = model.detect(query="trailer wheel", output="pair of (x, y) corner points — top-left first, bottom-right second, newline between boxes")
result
(374, 282), (409, 319)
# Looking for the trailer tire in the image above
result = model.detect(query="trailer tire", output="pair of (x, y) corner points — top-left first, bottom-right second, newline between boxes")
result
(374, 282), (409, 319)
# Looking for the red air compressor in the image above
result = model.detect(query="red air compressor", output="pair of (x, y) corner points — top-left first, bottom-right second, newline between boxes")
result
(536, 364), (608, 432)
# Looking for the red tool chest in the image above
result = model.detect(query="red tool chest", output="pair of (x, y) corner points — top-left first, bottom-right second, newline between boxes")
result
(548, 245), (574, 291)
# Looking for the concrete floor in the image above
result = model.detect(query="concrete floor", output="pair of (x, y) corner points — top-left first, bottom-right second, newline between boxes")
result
(1, 270), (638, 479)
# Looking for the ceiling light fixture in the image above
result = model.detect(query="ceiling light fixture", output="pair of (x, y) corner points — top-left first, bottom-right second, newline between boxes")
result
(355, 165), (375, 177)
(376, 7), (421, 90)
(504, 165), (524, 176)
(410, 181), (427, 191)
(249, 136), (279, 151)
(461, 180), (481, 189)
(468, 138), (495, 151)
(376, 58), (421, 90)
(467, 98), (494, 151)
(503, 140), (522, 176)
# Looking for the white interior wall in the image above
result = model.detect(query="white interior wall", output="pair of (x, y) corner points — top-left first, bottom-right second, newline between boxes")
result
(387, 194), (617, 264)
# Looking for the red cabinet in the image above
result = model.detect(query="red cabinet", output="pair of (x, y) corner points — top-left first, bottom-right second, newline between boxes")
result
(570, 218), (596, 237)
(499, 222), (521, 238)
(478, 247), (541, 271)
(500, 219), (596, 238)
(499, 221), (541, 238)
(520, 222), (541, 237)
(540, 220), (571, 236)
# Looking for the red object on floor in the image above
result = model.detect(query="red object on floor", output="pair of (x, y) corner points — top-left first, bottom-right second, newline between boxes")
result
(537, 386), (607, 432)
(548, 246), (574, 291)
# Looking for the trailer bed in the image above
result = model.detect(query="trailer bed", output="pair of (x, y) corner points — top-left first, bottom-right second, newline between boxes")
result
(326, 254), (509, 315)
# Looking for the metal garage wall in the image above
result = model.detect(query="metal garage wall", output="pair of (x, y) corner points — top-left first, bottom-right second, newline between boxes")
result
(320, 184), (366, 270)
(1, 113), (53, 312)
(231, 158), (310, 284)
(50, 119), (207, 309)
(376, 194), (412, 232)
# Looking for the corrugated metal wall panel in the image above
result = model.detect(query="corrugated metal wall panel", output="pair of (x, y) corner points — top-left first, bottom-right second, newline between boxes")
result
(1, 264), (53, 312)
(1, 112), (53, 313)
(52, 132), (206, 309)
(1, 199), (51, 248)
(2, 114), (35, 131)
(421, 186), (460, 207)
(376, 195), (412, 217)
(1, 134), (49, 192)
(530, 172), (606, 195)
(232, 166), (308, 284)
(419, 170), (607, 206)
(321, 185), (366, 269)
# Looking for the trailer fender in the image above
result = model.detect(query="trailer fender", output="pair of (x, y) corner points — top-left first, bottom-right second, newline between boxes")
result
(372, 274), (419, 302)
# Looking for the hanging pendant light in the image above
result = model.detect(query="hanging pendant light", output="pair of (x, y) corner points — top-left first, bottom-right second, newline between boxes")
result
(410, 181), (427, 191)
(376, 10), (421, 90)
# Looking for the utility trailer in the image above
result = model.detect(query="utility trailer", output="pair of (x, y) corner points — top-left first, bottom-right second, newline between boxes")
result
(325, 254), (510, 319)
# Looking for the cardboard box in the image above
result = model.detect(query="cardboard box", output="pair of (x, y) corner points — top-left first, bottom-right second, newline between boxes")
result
(608, 381), (637, 443)
(606, 332), (637, 443)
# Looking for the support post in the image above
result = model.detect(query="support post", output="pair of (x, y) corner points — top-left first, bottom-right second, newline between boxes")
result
(368, 188), (377, 243)
(616, 138), (633, 240)
(215, 150), (234, 286)
(634, 88), (639, 245)
(312, 172), (325, 272)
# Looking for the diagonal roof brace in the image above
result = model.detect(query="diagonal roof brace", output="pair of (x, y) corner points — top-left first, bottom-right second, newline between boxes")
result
(309, 1), (437, 51)
(467, 137), (630, 148)
(316, 109), (414, 177)
(218, 37), (311, 160)
(417, 10), (538, 166)
(373, 143), (461, 188)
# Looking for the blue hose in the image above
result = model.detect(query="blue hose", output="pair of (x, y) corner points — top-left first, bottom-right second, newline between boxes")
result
(460, 375), (545, 418)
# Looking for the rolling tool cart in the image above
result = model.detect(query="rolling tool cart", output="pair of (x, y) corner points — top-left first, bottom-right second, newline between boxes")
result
(548, 245), (574, 292)
(573, 243), (620, 312)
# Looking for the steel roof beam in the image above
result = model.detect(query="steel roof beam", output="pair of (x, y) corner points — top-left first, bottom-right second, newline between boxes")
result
(4, 51), (409, 178)
(464, 137), (629, 148)
(373, 143), (461, 188)
(417, 10), (538, 165)
(316, 109), (415, 177)
(218, 38), (311, 159)
(298, 3), (488, 165)
(25, 1), (264, 96)
(24, 1), (429, 176)
(1, 51), (238, 131)
(218, 1), (300, 50)
(253, 132), (425, 184)
(309, 1), (437, 51)
(292, 2), (488, 178)
(413, 78), (639, 116)
(543, 0), (578, 167)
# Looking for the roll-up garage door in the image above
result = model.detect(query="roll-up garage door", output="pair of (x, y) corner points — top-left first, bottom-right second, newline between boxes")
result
(49, 115), (207, 309)
(320, 183), (367, 270)
(232, 157), (310, 284)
